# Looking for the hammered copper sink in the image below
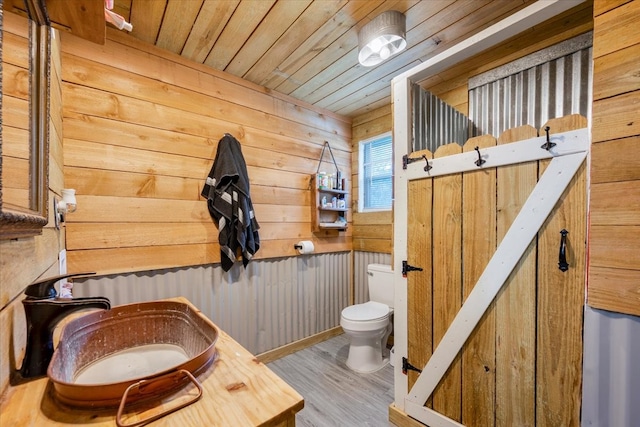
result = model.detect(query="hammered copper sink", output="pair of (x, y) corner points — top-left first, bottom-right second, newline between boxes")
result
(47, 300), (218, 408)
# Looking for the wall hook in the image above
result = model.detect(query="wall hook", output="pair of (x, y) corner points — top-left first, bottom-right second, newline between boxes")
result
(541, 126), (556, 151)
(474, 146), (486, 167)
(422, 155), (432, 172)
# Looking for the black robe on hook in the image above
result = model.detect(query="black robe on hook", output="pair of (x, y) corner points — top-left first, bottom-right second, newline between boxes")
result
(201, 134), (260, 272)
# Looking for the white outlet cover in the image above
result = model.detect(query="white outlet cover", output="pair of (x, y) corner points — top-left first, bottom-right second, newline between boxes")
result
(59, 249), (67, 275)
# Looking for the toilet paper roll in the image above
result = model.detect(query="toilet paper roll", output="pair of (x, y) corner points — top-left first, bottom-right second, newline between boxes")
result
(295, 240), (315, 254)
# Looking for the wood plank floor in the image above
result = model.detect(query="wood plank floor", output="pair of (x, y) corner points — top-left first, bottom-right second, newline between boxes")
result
(267, 334), (395, 427)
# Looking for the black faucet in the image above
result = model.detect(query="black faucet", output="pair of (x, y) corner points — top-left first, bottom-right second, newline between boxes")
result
(19, 272), (111, 378)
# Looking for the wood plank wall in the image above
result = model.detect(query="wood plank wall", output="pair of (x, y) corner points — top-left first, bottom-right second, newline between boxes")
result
(588, 0), (640, 316)
(351, 104), (393, 254)
(60, 28), (352, 276)
(349, 3), (593, 257)
(0, 17), (65, 395)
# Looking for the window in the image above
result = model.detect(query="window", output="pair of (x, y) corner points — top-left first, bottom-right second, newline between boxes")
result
(358, 132), (393, 212)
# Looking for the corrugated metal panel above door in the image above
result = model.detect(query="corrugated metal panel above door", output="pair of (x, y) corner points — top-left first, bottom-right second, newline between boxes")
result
(469, 32), (593, 138)
(412, 85), (470, 153)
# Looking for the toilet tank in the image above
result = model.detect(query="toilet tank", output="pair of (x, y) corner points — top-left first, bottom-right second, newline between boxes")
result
(367, 264), (394, 308)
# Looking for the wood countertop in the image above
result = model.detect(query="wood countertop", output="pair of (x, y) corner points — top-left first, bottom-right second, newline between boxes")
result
(0, 297), (304, 426)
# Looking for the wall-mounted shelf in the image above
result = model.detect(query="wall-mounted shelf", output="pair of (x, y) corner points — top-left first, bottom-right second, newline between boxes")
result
(3, 0), (106, 44)
(48, 0), (106, 44)
(310, 175), (348, 232)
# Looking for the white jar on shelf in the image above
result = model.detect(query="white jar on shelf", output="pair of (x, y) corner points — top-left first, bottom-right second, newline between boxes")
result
(318, 172), (329, 189)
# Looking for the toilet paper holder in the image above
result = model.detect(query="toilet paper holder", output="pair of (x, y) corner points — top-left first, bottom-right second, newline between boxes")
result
(294, 240), (315, 254)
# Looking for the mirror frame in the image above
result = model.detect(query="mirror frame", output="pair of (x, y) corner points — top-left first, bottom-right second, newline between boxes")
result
(0, 0), (51, 239)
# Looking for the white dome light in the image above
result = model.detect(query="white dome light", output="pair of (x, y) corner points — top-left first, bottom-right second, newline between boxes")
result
(358, 11), (407, 67)
(379, 45), (391, 60)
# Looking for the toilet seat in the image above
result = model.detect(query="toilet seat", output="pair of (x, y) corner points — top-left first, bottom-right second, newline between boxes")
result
(340, 302), (391, 332)
(342, 301), (389, 322)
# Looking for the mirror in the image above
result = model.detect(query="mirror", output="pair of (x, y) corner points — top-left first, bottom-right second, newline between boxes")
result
(0, 0), (51, 239)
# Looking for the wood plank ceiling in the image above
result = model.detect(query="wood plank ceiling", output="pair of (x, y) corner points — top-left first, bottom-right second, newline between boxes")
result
(109, 0), (542, 119)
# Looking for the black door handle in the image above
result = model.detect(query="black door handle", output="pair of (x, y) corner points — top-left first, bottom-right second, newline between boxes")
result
(558, 229), (569, 272)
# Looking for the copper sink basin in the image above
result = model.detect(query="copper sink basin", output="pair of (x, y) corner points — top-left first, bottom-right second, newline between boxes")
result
(47, 300), (218, 408)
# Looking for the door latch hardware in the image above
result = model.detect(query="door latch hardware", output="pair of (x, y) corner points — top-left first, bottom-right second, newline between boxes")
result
(402, 357), (422, 375)
(402, 154), (427, 170)
(558, 229), (569, 272)
(402, 261), (423, 278)
(402, 154), (431, 171)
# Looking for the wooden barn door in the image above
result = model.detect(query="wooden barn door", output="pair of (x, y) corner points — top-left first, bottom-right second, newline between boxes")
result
(404, 116), (587, 426)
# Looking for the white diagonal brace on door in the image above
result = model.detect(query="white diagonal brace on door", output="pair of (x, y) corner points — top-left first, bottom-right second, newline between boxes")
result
(404, 151), (587, 426)
(405, 403), (465, 427)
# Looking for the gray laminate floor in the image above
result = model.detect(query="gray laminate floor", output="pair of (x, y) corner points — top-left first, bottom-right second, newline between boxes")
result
(267, 334), (395, 427)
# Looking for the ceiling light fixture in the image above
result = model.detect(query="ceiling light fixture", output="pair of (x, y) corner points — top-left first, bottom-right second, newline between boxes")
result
(358, 10), (407, 67)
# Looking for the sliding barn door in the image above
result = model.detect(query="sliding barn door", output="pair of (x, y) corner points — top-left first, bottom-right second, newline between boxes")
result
(404, 116), (587, 426)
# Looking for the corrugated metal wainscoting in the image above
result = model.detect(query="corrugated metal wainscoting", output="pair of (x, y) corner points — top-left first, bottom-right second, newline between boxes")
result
(582, 307), (640, 427)
(353, 251), (392, 305)
(73, 252), (350, 355)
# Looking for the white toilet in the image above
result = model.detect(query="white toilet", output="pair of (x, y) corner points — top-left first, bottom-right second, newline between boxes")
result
(340, 263), (394, 373)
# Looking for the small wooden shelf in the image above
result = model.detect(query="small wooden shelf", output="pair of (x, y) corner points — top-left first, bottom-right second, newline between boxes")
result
(310, 175), (348, 232)
(4, 0), (106, 44)
(47, 0), (106, 44)
(319, 188), (348, 196)
(318, 222), (347, 229)
(318, 207), (348, 212)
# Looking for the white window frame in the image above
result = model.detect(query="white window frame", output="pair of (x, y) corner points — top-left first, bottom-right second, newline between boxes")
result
(358, 132), (393, 213)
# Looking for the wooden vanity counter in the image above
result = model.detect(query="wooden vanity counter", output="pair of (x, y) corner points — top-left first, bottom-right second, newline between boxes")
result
(0, 297), (304, 426)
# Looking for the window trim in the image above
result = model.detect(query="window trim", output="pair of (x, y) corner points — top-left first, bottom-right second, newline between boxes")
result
(358, 132), (393, 213)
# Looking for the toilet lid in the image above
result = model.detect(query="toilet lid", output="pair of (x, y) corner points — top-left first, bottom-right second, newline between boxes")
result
(342, 301), (389, 321)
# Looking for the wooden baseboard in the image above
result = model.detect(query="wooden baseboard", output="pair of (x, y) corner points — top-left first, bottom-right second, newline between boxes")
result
(256, 326), (344, 364)
(389, 404), (426, 427)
